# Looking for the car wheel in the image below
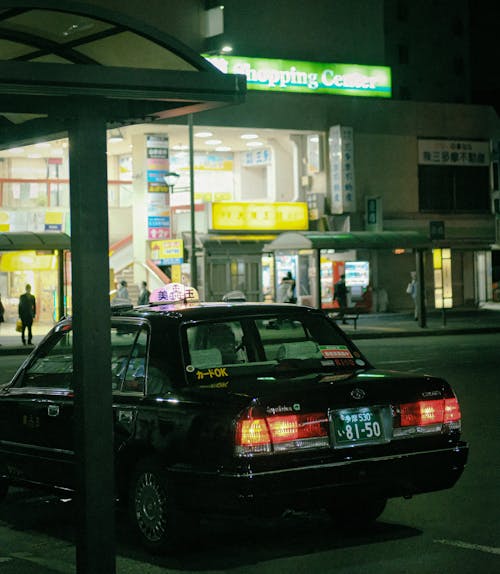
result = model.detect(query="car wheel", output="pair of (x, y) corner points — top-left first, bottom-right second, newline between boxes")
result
(128, 458), (192, 553)
(326, 497), (387, 527)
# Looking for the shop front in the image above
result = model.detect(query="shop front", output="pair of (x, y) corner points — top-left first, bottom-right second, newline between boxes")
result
(264, 231), (431, 314)
(0, 232), (71, 326)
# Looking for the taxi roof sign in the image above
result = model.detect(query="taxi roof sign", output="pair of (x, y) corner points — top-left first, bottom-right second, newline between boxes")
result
(150, 283), (199, 304)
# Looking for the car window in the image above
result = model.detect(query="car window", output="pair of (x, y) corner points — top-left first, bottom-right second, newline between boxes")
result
(22, 329), (73, 389)
(111, 324), (147, 393)
(184, 313), (363, 385)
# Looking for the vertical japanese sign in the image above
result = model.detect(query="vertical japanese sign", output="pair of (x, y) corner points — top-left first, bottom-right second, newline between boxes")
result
(146, 134), (170, 239)
(328, 126), (356, 214)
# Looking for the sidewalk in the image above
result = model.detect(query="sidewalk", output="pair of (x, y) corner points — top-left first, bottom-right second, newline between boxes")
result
(1, 303), (499, 355)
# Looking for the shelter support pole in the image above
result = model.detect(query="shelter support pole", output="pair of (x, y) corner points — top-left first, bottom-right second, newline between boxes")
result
(57, 249), (65, 320)
(189, 114), (197, 289)
(316, 248), (322, 308)
(416, 248), (427, 328)
(68, 104), (115, 574)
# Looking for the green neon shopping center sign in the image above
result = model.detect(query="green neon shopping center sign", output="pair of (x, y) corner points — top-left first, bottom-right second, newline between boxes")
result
(205, 55), (392, 98)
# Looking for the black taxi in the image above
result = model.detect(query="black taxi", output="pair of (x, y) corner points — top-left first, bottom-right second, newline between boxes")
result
(0, 284), (469, 552)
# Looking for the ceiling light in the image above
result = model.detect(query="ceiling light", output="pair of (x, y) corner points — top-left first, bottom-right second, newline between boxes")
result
(215, 146), (231, 152)
(108, 130), (124, 143)
(205, 139), (222, 145)
(8, 147), (24, 154)
(34, 142), (51, 148)
(246, 141), (264, 147)
(172, 144), (189, 150)
(28, 154), (42, 159)
(194, 131), (213, 138)
(221, 45), (233, 53)
(240, 133), (259, 140)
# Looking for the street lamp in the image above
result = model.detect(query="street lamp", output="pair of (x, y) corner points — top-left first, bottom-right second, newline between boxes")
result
(164, 171), (179, 190)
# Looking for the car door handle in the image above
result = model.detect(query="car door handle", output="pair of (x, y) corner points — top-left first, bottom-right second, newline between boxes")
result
(47, 404), (60, 417)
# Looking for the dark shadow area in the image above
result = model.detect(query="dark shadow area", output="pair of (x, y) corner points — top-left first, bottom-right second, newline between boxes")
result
(0, 488), (422, 571)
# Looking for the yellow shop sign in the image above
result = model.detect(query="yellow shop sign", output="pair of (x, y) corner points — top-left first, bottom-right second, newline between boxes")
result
(211, 202), (308, 231)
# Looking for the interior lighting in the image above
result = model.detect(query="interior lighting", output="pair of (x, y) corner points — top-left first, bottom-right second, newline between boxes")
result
(221, 44), (233, 53)
(246, 141), (264, 147)
(215, 146), (231, 151)
(240, 133), (259, 140)
(8, 147), (24, 154)
(108, 130), (124, 143)
(194, 131), (213, 138)
(34, 142), (51, 148)
(205, 139), (222, 145)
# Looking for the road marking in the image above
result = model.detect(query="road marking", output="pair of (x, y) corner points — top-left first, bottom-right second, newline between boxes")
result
(435, 539), (500, 555)
(10, 552), (74, 573)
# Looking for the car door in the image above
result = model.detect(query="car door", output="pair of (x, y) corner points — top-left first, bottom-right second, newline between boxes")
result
(0, 323), (75, 489)
(111, 320), (149, 452)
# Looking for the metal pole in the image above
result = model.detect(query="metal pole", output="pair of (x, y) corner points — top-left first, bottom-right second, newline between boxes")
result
(416, 249), (427, 328)
(188, 114), (197, 289)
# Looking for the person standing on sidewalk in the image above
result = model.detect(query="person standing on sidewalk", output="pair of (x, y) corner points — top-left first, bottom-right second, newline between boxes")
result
(406, 271), (418, 320)
(137, 281), (151, 305)
(18, 284), (36, 345)
(334, 274), (349, 324)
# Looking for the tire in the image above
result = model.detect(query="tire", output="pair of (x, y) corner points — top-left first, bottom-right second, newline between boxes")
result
(326, 497), (387, 528)
(128, 458), (194, 553)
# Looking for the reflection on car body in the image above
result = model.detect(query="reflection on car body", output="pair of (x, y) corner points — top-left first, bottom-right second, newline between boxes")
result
(0, 286), (469, 553)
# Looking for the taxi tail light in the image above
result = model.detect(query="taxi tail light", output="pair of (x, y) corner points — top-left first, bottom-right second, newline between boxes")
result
(399, 397), (461, 427)
(235, 412), (329, 456)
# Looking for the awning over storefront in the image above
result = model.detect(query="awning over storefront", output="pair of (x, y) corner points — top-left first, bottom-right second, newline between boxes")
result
(0, 231), (71, 251)
(264, 230), (431, 252)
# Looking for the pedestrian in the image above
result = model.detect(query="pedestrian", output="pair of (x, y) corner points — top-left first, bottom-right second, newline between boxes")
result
(18, 284), (36, 345)
(116, 279), (131, 303)
(277, 272), (296, 303)
(334, 273), (348, 324)
(137, 281), (151, 305)
(406, 271), (418, 320)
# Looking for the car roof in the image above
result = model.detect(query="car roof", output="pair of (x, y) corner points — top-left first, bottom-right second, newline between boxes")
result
(111, 301), (321, 323)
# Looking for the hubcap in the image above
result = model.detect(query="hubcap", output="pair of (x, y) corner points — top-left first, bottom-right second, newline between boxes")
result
(134, 471), (167, 542)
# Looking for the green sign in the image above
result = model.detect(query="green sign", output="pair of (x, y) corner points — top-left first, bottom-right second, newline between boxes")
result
(205, 55), (391, 98)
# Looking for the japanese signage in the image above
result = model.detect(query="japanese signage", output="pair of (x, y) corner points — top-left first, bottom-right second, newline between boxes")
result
(151, 239), (184, 265)
(146, 134), (170, 239)
(210, 202), (308, 231)
(329, 126), (356, 214)
(242, 148), (272, 166)
(205, 55), (391, 98)
(418, 139), (489, 166)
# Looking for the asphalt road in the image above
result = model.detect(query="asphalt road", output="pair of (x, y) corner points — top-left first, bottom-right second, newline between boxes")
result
(0, 333), (498, 574)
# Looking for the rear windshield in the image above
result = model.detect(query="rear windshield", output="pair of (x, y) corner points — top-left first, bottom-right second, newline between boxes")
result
(183, 313), (367, 385)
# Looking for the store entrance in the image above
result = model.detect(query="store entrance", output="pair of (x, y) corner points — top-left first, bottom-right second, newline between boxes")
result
(206, 256), (261, 302)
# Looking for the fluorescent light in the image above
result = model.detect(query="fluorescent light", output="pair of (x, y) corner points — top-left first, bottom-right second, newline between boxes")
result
(246, 141), (263, 147)
(240, 133), (259, 140)
(8, 147), (24, 154)
(194, 131), (213, 138)
(215, 146), (231, 151)
(205, 139), (222, 145)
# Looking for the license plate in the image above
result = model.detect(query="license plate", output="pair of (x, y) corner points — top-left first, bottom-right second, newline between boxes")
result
(331, 406), (390, 448)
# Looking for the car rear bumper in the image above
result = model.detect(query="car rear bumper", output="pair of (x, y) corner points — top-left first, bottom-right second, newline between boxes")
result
(173, 442), (469, 515)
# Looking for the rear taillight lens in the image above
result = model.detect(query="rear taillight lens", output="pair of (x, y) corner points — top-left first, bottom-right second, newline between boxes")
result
(396, 397), (461, 436)
(235, 412), (329, 456)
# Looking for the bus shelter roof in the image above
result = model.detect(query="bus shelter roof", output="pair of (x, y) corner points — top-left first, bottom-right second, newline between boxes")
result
(264, 231), (432, 252)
